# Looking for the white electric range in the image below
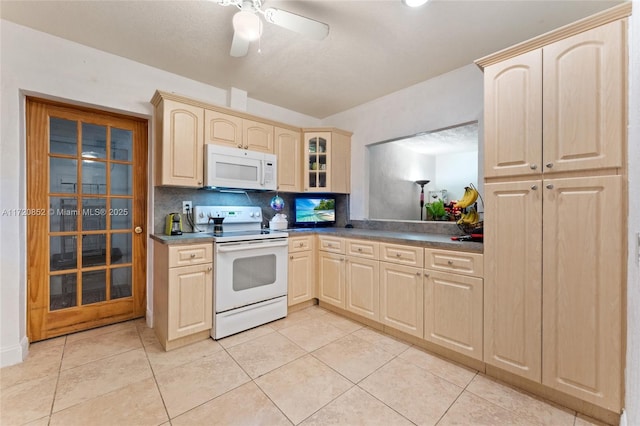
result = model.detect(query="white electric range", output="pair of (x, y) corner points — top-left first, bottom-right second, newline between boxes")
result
(192, 205), (288, 339)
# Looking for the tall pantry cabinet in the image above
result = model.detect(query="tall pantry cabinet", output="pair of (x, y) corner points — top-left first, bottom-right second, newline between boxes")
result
(479, 16), (626, 413)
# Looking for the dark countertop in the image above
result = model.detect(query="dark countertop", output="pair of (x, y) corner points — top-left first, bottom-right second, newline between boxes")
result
(151, 227), (483, 253)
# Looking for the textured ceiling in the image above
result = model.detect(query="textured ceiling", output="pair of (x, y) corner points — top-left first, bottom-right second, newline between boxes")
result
(0, 0), (623, 118)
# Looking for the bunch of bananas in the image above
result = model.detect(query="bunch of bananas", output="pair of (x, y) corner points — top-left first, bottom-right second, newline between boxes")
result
(457, 207), (480, 225)
(454, 186), (479, 209)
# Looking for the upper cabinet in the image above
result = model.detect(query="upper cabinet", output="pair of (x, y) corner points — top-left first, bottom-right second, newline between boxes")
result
(275, 126), (302, 192)
(303, 129), (352, 193)
(152, 96), (204, 187)
(483, 19), (625, 178)
(204, 110), (273, 153)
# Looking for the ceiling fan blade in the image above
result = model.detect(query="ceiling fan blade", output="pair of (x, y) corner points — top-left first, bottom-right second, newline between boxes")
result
(230, 31), (250, 57)
(264, 7), (329, 40)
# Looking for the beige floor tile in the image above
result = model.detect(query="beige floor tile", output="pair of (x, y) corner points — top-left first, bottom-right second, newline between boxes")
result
(30, 335), (66, 349)
(155, 349), (250, 419)
(0, 343), (63, 389)
(24, 416), (51, 426)
(301, 386), (413, 425)
(320, 312), (365, 333)
(575, 413), (610, 426)
(0, 374), (57, 425)
(172, 381), (292, 426)
(466, 374), (576, 426)
(218, 323), (276, 349)
(255, 354), (353, 424)
(278, 317), (348, 352)
(145, 338), (223, 374)
(61, 327), (142, 370)
(352, 327), (410, 356)
(398, 346), (477, 388)
(359, 357), (463, 425)
(137, 322), (161, 348)
(53, 348), (152, 413)
(438, 390), (531, 426)
(65, 320), (137, 344)
(49, 377), (168, 426)
(270, 309), (314, 331)
(301, 305), (330, 317)
(312, 334), (395, 383)
(227, 332), (306, 379)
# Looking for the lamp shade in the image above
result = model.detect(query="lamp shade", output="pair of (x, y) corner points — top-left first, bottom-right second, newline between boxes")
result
(233, 11), (263, 41)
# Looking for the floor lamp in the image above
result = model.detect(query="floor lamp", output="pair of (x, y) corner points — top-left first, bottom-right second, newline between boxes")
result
(415, 180), (430, 220)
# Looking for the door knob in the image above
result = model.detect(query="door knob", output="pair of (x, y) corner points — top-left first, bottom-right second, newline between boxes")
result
(134, 226), (143, 234)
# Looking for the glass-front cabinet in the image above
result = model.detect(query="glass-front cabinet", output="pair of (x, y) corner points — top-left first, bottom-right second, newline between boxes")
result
(303, 130), (352, 193)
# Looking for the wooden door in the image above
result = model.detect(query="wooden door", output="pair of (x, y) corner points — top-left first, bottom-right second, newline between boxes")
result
(424, 270), (483, 360)
(484, 49), (542, 178)
(157, 99), (203, 187)
(275, 127), (302, 192)
(345, 257), (379, 321)
(318, 251), (345, 308)
(243, 119), (274, 153)
(168, 263), (213, 340)
(27, 98), (147, 341)
(204, 109), (242, 149)
(542, 175), (623, 411)
(483, 180), (542, 381)
(543, 20), (625, 174)
(379, 262), (424, 338)
(288, 251), (314, 306)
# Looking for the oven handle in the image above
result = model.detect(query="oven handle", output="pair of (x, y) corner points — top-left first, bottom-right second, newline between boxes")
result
(216, 239), (288, 253)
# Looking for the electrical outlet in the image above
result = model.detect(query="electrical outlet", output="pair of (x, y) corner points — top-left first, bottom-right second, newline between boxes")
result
(182, 201), (192, 214)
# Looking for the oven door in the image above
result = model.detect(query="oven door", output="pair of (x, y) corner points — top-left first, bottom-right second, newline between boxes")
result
(214, 238), (288, 313)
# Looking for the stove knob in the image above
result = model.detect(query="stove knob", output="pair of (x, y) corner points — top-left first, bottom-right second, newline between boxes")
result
(198, 212), (204, 218)
(255, 211), (261, 217)
(249, 212), (255, 217)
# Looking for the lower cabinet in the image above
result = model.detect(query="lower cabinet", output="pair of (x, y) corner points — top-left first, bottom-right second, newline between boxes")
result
(345, 240), (380, 321)
(318, 250), (346, 308)
(153, 241), (213, 350)
(379, 262), (424, 338)
(287, 235), (315, 306)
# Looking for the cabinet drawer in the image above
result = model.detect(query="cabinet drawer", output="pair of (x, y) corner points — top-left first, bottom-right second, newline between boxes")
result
(318, 236), (345, 254)
(168, 243), (213, 267)
(424, 248), (483, 277)
(380, 243), (423, 268)
(346, 239), (379, 259)
(289, 235), (314, 253)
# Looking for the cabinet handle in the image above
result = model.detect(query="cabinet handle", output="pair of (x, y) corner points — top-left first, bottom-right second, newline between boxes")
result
(190, 253), (196, 258)
(531, 185), (538, 190)
(290, 255), (294, 260)
(545, 162), (554, 169)
(546, 184), (554, 190)
(530, 164), (538, 170)
(197, 181), (202, 185)
(447, 260), (453, 265)
(424, 272), (430, 277)
(244, 145), (248, 149)
(416, 272), (421, 276)
(396, 253), (401, 257)
(357, 248), (362, 252)
(341, 257), (345, 262)
(207, 266), (212, 272)
(237, 143), (242, 148)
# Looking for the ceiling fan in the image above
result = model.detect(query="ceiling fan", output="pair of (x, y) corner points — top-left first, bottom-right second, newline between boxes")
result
(215, 0), (330, 57)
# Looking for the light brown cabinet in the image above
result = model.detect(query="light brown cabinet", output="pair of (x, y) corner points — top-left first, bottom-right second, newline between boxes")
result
(204, 111), (273, 153)
(303, 130), (351, 193)
(423, 249), (484, 361)
(153, 242), (213, 350)
(152, 97), (204, 187)
(379, 261), (424, 338)
(287, 235), (315, 306)
(275, 127), (302, 192)
(345, 240), (380, 321)
(480, 18), (626, 412)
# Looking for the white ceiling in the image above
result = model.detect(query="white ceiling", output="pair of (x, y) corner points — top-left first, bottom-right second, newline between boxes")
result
(0, 0), (623, 118)
(392, 121), (478, 155)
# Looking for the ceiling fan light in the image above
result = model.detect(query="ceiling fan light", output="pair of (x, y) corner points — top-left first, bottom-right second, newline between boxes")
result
(402, 0), (429, 7)
(233, 10), (263, 41)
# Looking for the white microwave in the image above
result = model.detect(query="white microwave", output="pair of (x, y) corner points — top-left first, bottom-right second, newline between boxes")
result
(204, 144), (277, 191)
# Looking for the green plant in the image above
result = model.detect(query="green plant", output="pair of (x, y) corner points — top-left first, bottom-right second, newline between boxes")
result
(426, 199), (447, 219)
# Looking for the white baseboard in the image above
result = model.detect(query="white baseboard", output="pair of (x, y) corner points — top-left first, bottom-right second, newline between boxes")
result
(619, 409), (627, 426)
(0, 335), (29, 368)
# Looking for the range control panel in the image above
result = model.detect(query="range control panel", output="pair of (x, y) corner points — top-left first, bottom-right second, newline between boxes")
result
(192, 205), (262, 225)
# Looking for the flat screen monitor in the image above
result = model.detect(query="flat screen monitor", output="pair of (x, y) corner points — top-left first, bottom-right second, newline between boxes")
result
(293, 195), (336, 227)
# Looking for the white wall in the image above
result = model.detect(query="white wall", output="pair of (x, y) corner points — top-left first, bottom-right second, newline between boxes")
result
(323, 64), (484, 219)
(624, 3), (640, 425)
(0, 20), (321, 367)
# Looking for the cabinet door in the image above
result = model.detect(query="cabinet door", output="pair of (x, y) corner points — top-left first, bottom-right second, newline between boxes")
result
(303, 132), (330, 191)
(542, 175), (623, 411)
(318, 251), (345, 308)
(159, 100), (204, 187)
(167, 263), (213, 340)
(275, 127), (302, 192)
(424, 270), (483, 360)
(543, 20), (625, 174)
(204, 109), (242, 149)
(244, 119), (274, 153)
(288, 251), (315, 306)
(379, 262), (424, 338)
(330, 131), (351, 194)
(345, 257), (379, 321)
(484, 49), (542, 178)
(484, 180), (542, 381)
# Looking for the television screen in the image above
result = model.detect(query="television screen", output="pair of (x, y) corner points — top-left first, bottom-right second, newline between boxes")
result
(294, 196), (336, 227)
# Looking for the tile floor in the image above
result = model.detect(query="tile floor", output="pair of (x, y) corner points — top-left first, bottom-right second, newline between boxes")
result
(0, 305), (607, 426)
